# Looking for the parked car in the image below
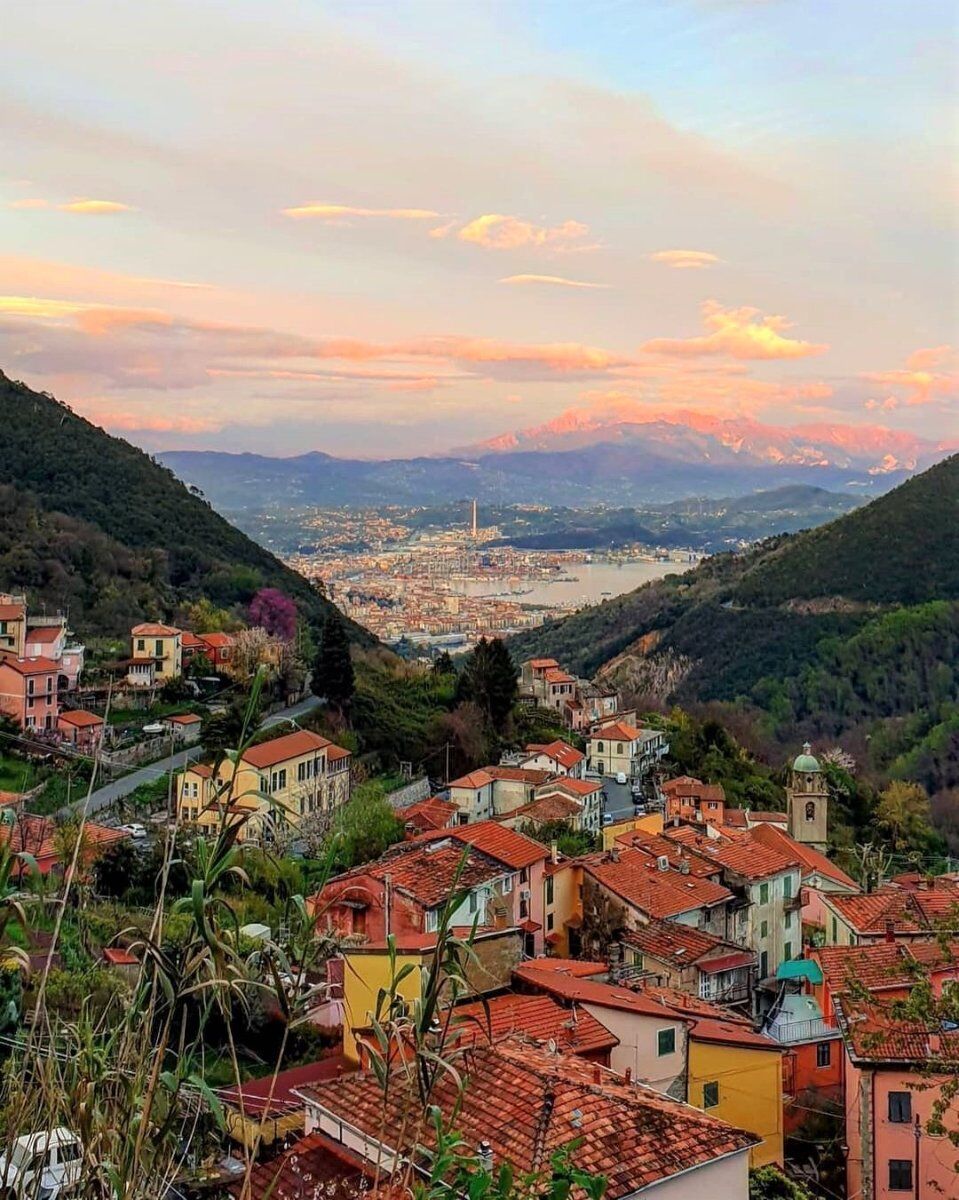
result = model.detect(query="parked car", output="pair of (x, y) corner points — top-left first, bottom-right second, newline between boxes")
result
(119, 823), (148, 839)
(0, 1128), (82, 1198)
(602, 813), (614, 827)
(615, 771), (628, 785)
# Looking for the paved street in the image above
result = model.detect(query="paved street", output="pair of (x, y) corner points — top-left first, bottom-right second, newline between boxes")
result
(61, 696), (322, 818)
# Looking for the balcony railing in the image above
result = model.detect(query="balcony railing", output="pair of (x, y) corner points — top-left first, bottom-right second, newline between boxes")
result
(765, 1016), (835, 1044)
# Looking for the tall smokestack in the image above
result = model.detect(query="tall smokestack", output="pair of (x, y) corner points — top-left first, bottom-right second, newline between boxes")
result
(471, 499), (478, 538)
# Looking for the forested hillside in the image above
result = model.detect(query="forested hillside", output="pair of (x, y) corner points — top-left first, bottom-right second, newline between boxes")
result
(0, 372), (372, 642)
(510, 455), (959, 795)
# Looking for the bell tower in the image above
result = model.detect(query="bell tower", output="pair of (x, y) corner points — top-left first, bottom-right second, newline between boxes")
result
(786, 743), (828, 849)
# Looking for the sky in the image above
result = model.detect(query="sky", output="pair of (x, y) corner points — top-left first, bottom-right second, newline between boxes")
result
(1, 0), (957, 458)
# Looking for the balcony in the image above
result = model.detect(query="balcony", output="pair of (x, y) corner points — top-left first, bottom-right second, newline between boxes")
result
(765, 1016), (836, 1045)
(784, 893), (803, 912)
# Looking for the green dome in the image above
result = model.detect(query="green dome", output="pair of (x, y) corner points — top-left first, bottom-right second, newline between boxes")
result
(793, 742), (820, 772)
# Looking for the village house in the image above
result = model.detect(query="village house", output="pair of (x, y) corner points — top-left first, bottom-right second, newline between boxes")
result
(396, 795), (459, 838)
(296, 1038), (760, 1198)
(747, 820), (859, 936)
(0, 812), (128, 878)
(0, 654), (60, 732)
(619, 918), (757, 1009)
(446, 765), (553, 823)
(520, 738), (585, 778)
(56, 709), (105, 753)
(176, 729), (352, 840)
(662, 826), (802, 979)
(662, 776), (726, 827)
(165, 712), (202, 745)
(199, 630), (235, 669)
(0, 595), (27, 658)
(586, 722), (669, 781)
(129, 622), (183, 682)
(819, 878), (959, 946)
(23, 623), (84, 691)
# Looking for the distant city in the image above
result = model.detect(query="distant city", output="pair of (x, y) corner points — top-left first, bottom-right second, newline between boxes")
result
(282, 502), (701, 648)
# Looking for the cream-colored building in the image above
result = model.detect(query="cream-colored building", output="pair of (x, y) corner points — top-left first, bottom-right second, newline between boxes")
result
(0, 595), (27, 658)
(177, 729), (352, 841)
(130, 623), (183, 682)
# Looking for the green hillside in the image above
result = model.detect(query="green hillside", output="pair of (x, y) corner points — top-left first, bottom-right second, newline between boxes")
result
(0, 371), (373, 643)
(510, 455), (959, 792)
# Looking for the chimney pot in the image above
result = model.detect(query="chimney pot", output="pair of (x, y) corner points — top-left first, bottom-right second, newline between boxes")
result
(624, 1067), (632, 1084)
(885, 920), (896, 943)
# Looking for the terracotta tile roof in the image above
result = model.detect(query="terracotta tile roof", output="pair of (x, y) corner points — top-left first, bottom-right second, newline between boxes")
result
(447, 821), (548, 870)
(242, 729), (335, 770)
(484, 766), (554, 785)
(505, 794), (583, 824)
(448, 991), (619, 1057)
(537, 777), (602, 798)
(102, 947), (138, 966)
(582, 848), (732, 919)
(835, 997), (959, 1066)
(543, 668), (575, 684)
(528, 658), (560, 669)
(325, 843), (509, 910)
(662, 827), (798, 881)
(662, 777), (725, 804)
(24, 626), (63, 646)
(0, 655), (60, 675)
(620, 918), (747, 968)
(816, 943), (918, 993)
(521, 957), (608, 979)
(0, 604), (25, 621)
(515, 965), (695, 1021)
(824, 889), (927, 936)
(168, 712), (201, 725)
(0, 814), (127, 874)
(228, 1129), (372, 1200)
(327, 745), (352, 762)
(749, 823), (857, 890)
(614, 831), (722, 878)
(723, 810), (748, 829)
(448, 769), (495, 789)
(180, 632), (206, 649)
(746, 811), (787, 824)
(399, 796), (459, 833)
(299, 1039), (758, 1197)
(199, 631), (234, 648)
(525, 740), (585, 770)
(131, 622), (181, 636)
(58, 709), (104, 728)
(588, 721), (639, 742)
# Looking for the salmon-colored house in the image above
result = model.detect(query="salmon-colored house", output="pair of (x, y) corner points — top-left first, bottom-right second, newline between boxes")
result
(57, 709), (105, 752)
(0, 655), (60, 732)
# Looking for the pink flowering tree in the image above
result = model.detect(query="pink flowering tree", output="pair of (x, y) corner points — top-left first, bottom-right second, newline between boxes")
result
(248, 587), (297, 642)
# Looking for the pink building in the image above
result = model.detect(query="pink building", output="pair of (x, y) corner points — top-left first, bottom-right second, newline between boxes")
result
(0, 655), (60, 732)
(57, 709), (105, 752)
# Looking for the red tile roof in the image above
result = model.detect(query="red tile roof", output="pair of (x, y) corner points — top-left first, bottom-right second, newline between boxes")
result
(323, 843), (508, 910)
(835, 997), (959, 1066)
(515, 964), (695, 1021)
(0, 814), (127, 874)
(525, 740), (585, 770)
(662, 777), (725, 804)
(722, 810), (748, 829)
(747, 811), (787, 824)
(131, 622), (181, 636)
(543, 668), (575, 684)
(485, 766), (554, 785)
(242, 729), (335, 769)
(614, 830), (722, 878)
(588, 721), (639, 742)
(537, 777), (602, 798)
(168, 712), (201, 724)
(504, 794), (583, 824)
(0, 604), (25, 621)
(582, 848), (732, 919)
(528, 658), (560, 669)
(180, 632), (206, 649)
(200, 631), (234, 648)
(448, 991), (618, 1057)
(299, 1039), (758, 1197)
(399, 796), (459, 833)
(749, 823), (857, 890)
(521, 957), (608, 979)
(446, 821), (548, 870)
(0, 655), (60, 676)
(824, 889), (928, 936)
(621, 918), (750, 970)
(448, 769), (495, 789)
(24, 626), (63, 646)
(58, 709), (104, 728)
(816, 939), (959, 996)
(662, 827), (798, 881)
(227, 1129), (371, 1200)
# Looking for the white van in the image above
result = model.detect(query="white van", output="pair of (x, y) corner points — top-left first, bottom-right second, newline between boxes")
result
(0, 1128), (83, 1198)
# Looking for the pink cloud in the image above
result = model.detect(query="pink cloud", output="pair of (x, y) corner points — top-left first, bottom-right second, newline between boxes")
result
(648, 250), (720, 270)
(642, 300), (828, 360)
(435, 214), (596, 252)
(499, 274), (609, 290)
(862, 345), (958, 407)
(57, 198), (136, 215)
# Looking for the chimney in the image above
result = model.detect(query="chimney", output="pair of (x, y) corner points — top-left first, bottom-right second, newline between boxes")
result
(679, 858), (690, 875)
(624, 1067), (632, 1084)
(477, 1141), (494, 1172)
(885, 920), (896, 943)
(609, 847), (620, 863)
(592, 1065), (601, 1084)
(550, 841), (559, 865)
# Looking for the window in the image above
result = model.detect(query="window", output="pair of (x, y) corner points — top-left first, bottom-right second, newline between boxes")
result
(502, 875), (513, 894)
(783, 875), (792, 899)
(596, 741), (604, 753)
(888, 1092), (912, 1123)
(805, 800), (816, 822)
(468, 891), (478, 914)
(656, 1028), (676, 1057)
(545, 875), (554, 905)
(155, 639), (164, 657)
(137, 638), (146, 652)
(784, 941), (792, 961)
(760, 951), (768, 977)
(785, 911), (792, 930)
(832, 916), (838, 943)
(546, 913), (554, 931)
(702, 1081), (719, 1109)
(759, 882), (769, 904)
(632, 951), (643, 967)
(760, 920), (768, 939)
(271, 768), (287, 792)
(888, 1160), (912, 1192)
(424, 909), (439, 932)
(816, 1041), (831, 1068)
(617, 742), (623, 753)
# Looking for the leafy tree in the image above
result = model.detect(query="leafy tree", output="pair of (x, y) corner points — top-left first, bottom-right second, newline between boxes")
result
(329, 780), (403, 870)
(92, 840), (142, 899)
(748, 1166), (812, 1199)
(876, 780), (935, 854)
(248, 587), (298, 642)
(200, 692), (261, 755)
(314, 609), (355, 713)
(519, 819), (595, 858)
(432, 650), (455, 676)
(579, 877), (628, 959)
(455, 637), (517, 732)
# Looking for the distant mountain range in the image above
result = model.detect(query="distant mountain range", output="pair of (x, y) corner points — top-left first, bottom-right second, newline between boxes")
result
(160, 411), (951, 510)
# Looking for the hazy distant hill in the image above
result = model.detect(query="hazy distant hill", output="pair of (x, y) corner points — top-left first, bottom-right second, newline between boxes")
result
(509, 455), (959, 794)
(0, 372), (372, 642)
(159, 437), (922, 511)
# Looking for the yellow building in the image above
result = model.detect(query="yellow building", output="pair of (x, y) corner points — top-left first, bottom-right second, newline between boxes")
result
(0, 595), (27, 657)
(686, 1024), (784, 1168)
(130, 622), (183, 681)
(176, 728), (352, 839)
(340, 929), (524, 1063)
(601, 810), (663, 850)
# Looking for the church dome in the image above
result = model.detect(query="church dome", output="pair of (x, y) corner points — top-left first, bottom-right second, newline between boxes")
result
(792, 742), (820, 773)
